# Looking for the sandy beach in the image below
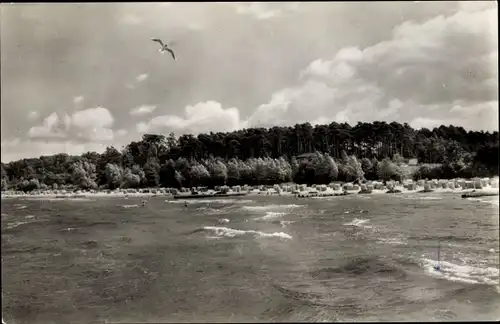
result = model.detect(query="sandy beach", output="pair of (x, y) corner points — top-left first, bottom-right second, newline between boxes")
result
(2, 177), (498, 200)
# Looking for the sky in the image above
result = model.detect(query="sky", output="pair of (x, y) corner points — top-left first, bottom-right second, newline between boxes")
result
(1, 1), (498, 162)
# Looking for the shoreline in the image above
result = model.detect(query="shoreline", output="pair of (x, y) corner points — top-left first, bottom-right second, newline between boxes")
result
(2, 185), (498, 200)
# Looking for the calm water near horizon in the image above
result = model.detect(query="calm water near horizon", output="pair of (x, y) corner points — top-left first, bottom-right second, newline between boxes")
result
(1, 193), (499, 323)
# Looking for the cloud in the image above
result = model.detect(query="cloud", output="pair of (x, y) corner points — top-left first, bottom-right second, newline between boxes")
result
(116, 129), (128, 137)
(136, 73), (148, 82)
(119, 14), (142, 25)
(27, 111), (38, 119)
(71, 107), (114, 129)
(1, 138), (107, 163)
(69, 107), (115, 141)
(27, 107), (116, 142)
(245, 5), (498, 131)
(73, 96), (84, 104)
(137, 101), (243, 135)
(28, 112), (65, 139)
(129, 105), (157, 116)
(231, 2), (300, 20)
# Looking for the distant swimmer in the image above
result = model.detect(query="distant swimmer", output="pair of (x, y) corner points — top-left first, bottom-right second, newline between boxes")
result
(151, 37), (176, 60)
(184, 201), (188, 207)
(141, 200), (147, 207)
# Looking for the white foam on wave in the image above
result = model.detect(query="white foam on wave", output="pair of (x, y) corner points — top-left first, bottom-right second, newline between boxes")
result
(122, 204), (139, 208)
(5, 221), (29, 229)
(422, 257), (500, 286)
(203, 226), (292, 240)
(404, 196), (443, 201)
(242, 204), (305, 212)
(255, 212), (287, 221)
(343, 218), (371, 228)
(24, 197), (93, 202)
(468, 198), (500, 207)
(166, 199), (253, 205)
(14, 204), (27, 210)
(377, 236), (408, 245)
(218, 218), (230, 224)
(279, 220), (295, 228)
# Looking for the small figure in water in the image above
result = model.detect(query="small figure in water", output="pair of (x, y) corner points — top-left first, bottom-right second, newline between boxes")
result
(141, 200), (146, 207)
(184, 201), (188, 207)
(434, 240), (441, 271)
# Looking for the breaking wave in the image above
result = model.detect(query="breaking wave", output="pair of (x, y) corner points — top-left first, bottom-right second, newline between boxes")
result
(255, 212), (287, 221)
(242, 204), (305, 212)
(343, 218), (371, 228)
(421, 258), (499, 286)
(122, 204), (140, 209)
(467, 198), (499, 207)
(167, 199), (254, 205)
(200, 226), (292, 240)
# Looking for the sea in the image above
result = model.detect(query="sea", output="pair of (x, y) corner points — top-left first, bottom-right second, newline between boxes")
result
(1, 192), (499, 323)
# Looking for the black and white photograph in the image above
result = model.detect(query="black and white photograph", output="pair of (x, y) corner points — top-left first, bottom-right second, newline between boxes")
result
(1, 1), (499, 323)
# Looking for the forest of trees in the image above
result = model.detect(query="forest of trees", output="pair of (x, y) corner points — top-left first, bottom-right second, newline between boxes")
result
(1, 121), (498, 192)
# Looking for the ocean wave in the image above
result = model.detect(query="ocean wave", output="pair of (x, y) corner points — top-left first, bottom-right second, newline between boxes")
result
(343, 218), (371, 228)
(467, 198), (500, 207)
(421, 258), (499, 286)
(242, 204), (305, 212)
(377, 237), (408, 245)
(310, 256), (406, 279)
(4, 221), (29, 230)
(24, 197), (93, 202)
(279, 220), (295, 228)
(218, 218), (230, 224)
(404, 196), (443, 201)
(255, 212), (287, 221)
(13, 204), (27, 210)
(166, 199), (253, 205)
(122, 204), (139, 208)
(202, 226), (292, 240)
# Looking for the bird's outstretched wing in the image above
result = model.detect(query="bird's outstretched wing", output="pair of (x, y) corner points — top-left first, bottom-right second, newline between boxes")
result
(166, 48), (176, 60)
(151, 38), (164, 47)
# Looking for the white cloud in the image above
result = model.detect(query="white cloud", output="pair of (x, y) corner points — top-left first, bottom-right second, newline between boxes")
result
(27, 107), (116, 142)
(136, 73), (148, 82)
(138, 101), (243, 135)
(245, 5), (498, 132)
(231, 2), (300, 20)
(129, 105), (157, 116)
(69, 107), (115, 141)
(1, 139), (107, 163)
(73, 96), (84, 104)
(116, 129), (128, 137)
(63, 113), (72, 131)
(157, 3), (174, 8)
(119, 14), (142, 25)
(71, 107), (114, 129)
(410, 117), (448, 130)
(28, 112), (65, 138)
(27, 111), (38, 119)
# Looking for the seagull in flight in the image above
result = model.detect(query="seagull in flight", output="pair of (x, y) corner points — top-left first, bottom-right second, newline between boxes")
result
(151, 38), (176, 60)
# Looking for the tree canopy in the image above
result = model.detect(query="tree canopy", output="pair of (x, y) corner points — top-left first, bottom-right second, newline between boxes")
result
(1, 121), (498, 192)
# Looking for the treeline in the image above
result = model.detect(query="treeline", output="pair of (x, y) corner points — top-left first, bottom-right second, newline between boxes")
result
(1, 121), (498, 192)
